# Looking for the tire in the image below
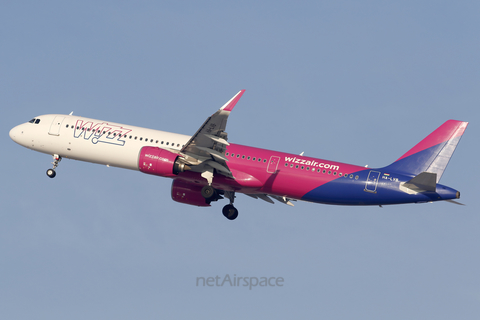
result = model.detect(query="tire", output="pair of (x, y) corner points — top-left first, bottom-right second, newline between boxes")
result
(222, 204), (238, 220)
(46, 169), (56, 178)
(201, 185), (216, 200)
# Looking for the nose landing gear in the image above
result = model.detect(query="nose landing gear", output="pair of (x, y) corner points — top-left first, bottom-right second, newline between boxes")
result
(46, 154), (62, 178)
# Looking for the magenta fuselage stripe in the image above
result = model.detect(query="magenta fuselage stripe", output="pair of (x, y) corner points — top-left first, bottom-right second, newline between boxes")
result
(177, 143), (366, 199)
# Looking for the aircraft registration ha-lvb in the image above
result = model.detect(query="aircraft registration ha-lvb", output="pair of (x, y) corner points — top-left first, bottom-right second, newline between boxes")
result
(10, 90), (468, 220)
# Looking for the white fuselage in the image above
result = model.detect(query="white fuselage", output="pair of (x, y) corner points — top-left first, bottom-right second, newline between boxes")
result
(9, 114), (191, 170)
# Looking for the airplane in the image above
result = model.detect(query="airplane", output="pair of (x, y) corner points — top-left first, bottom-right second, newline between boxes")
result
(9, 90), (468, 220)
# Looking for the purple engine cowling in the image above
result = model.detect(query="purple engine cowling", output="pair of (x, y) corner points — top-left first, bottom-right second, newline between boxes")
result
(138, 147), (187, 178)
(171, 179), (210, 207)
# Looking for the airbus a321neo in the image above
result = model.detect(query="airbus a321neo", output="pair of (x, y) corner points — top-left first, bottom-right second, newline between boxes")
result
(9, 90), (468, 220)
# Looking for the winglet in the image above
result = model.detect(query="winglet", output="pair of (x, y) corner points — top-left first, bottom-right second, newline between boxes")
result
(219, 90), (245, 112)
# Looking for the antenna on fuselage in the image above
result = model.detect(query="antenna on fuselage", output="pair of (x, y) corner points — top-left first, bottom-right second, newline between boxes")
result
(69, 111), (73, 115)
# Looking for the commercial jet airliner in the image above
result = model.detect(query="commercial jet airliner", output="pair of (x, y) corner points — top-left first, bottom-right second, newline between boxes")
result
(9, 90), (468, 220)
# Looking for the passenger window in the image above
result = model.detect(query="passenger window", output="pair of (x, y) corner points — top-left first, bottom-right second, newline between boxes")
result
(253, 157), (256, 161)
(247, 156), (251, 160)
(242, 155), (245, 159)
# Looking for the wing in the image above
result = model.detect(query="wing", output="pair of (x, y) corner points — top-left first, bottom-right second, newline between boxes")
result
(179, 90), (245, 179)
(246, 193), (296, 206)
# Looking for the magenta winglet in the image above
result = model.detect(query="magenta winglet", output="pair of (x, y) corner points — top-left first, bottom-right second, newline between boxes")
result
(396, 120), (468, 161)
(220, 90), (246, 112)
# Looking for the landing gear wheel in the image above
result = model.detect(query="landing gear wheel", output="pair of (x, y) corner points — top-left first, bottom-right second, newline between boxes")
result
(222, 204), (238, 220)
(46, 154), (61, 179)
(201, 185), (216, 200)
(46, 169), (56, 178)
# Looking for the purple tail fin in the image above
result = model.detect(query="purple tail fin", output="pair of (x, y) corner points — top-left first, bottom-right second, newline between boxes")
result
(383, 120), (468, 182)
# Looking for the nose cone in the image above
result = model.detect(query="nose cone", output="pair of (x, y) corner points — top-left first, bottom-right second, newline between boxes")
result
(9, 125), (23, 144)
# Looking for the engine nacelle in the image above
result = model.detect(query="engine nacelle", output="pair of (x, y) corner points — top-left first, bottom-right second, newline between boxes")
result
(138, 147), (188, 178)
(171, 179), (210, 207)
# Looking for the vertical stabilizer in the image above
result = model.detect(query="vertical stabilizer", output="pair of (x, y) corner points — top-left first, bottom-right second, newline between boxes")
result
(383, 120), (468, 182)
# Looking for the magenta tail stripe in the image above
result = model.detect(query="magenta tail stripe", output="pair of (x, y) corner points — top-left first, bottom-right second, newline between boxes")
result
(396, 120), (468, 162)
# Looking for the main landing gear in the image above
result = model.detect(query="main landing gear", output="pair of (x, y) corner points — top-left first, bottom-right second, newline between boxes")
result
(46, 154), (61, 178)
(222, 204), (238, 221)
(201, 186), (239, 220)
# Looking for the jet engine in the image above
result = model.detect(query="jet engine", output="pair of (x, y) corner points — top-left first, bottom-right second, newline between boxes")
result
(171, 179), (210, 207)
(138, 147), (189, 178)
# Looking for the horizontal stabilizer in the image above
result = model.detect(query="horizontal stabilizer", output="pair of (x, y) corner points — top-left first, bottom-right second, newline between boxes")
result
(402, 172), (437, 192)
(446, 199), (465, 206)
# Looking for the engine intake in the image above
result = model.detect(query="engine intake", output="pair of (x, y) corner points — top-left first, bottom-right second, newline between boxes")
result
(138, 147), (188, 178)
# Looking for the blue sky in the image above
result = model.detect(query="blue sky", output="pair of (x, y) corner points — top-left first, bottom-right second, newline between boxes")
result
(1, 1), (479, 319)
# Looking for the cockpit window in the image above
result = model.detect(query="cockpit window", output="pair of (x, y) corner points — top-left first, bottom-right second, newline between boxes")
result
(29, 118), (35, 123)
(28, 118), (41, 124)
(35, 119), (40, 124)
